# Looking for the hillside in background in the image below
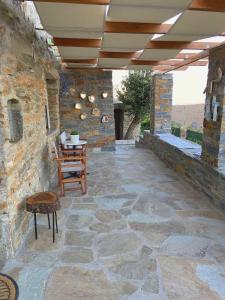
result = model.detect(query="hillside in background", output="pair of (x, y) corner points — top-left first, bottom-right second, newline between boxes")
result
(172, 104), (204, 130)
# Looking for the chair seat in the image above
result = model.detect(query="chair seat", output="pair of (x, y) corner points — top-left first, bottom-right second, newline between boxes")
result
(62, 177), (83, 184)
(61, 161), (85, 172)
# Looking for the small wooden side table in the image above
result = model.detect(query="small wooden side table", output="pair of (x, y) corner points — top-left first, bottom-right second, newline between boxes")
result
(26, 192), (61, 243)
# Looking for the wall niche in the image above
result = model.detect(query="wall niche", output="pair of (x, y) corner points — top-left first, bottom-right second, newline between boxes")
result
(7, 99), (23, 142)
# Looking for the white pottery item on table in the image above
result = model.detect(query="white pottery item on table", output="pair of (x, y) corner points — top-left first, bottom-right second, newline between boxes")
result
(71, 135), (80, 143)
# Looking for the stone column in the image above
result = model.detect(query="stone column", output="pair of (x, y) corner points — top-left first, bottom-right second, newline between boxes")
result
(150, 74), (173, 134)
(201, 45), (225, 168)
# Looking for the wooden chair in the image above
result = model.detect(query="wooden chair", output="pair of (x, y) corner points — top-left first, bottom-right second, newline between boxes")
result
(55, 155), (87, 196)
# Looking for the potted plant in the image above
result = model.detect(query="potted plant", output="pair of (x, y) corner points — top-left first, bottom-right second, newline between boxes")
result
(70, 130), (79, 143)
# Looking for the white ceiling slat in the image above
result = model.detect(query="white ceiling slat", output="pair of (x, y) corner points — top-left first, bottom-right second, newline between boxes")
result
(102, 33), (152, 51)
(66, 63), (97, 68)
(126, 65), (153, 70)
(140, 49), (180, 60)
(35, 3), (106, 32)
(168, 11), (225, 38)
(107, 5), (181, 23)
(58, 47), (99, 59)
(49, 30), (103, 39)
(156, 34), (209, 42)
(98, 58), (130, 67)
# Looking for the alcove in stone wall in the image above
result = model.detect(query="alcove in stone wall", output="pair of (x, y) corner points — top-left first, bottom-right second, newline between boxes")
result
(7, 99), (23, 143)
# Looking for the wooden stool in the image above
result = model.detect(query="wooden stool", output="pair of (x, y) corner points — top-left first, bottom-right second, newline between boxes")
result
(26, 192), (61, 243)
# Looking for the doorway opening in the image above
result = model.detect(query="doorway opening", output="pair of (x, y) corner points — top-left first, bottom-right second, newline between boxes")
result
(114, 108), (124, 140)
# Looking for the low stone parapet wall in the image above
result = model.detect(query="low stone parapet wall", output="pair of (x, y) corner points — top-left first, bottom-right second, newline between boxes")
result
(139, 131), (225, 212)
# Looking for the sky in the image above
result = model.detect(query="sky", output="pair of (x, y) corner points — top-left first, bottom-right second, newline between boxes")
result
(113, 67), (208, 106)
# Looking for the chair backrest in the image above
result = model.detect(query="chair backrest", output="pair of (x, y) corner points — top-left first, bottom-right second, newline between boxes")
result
(57, 155), (86, 173)
(60, 131), (67, 144)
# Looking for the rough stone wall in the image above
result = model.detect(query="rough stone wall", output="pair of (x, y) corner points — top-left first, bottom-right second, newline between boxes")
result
(60, 70), (115, 150)
(140, 132), (225, 212)
(202, 45), (225, 167)
(0, 1), (59, 260)
(150, 74), (173, 134)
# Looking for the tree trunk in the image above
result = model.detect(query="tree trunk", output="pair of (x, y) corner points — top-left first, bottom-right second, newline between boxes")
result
(124, 116), (140, 140)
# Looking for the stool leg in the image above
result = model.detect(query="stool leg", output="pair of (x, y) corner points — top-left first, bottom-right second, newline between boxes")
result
(55, 212), (58, 233)
(47, 213), (51, 229)
(52, 212), (55, 243)
(34, 213), (38, 240)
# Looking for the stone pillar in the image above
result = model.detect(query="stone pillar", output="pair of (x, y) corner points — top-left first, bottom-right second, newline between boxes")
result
(150, 74), (173, 134)
(201, 45), (225, 168)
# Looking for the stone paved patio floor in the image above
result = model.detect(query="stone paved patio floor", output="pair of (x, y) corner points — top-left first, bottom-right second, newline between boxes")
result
(3, 145), (225, 299)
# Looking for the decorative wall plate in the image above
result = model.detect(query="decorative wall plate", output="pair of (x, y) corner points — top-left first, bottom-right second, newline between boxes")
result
(80, 92), (86, 99)
(75, 103), (82, 110)
(92, 108), (100, 116)
(88, 95), (95, 103)
(101, 92), (108, 99)
(80, 113), (87, 120)
(102, 115), (110, 123)
(69, 87), (76, 96)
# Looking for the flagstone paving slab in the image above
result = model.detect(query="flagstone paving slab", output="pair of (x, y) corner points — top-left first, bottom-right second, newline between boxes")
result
(59, 248), (93, 264)
(2, 145), (225, 299)
(96, 232), (141, 257)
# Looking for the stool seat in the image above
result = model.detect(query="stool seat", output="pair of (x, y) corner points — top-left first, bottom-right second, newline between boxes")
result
(26, 192), (61, 243)
(26, 192), (60, 214)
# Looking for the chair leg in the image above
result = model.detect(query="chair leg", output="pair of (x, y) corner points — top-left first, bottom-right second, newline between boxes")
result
(52, 212), (55, 243)
(81, 177), (85, 194)
(55, 212), (58, 233)
(34, 213), (38, 240)
(84, 173), (87, 194)
(47, 213), (51, 229)
(60, 182), (64, 197)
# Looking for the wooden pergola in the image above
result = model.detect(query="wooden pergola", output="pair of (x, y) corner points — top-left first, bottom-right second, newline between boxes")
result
(30, 0), (225, 72)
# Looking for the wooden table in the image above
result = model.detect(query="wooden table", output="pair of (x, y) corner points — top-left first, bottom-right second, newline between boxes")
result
(63, 140), (87, 155)
(64, 140), (87, 147)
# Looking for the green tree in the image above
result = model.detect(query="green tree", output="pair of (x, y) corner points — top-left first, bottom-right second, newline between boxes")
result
(117, 71), (153, 139)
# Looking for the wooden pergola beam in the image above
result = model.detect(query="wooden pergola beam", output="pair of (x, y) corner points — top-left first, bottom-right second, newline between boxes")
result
(53, 38), (101, 47)
(189, 61), (208, 66)
(147, 41), (218, 50)
(131, 60), (159, 66)
(189, 0), (225, 12)
(105, 22), (171, 34)
(164, 49), (209, 73)
(99, 51), (138, 59)
(161, 60), (207, 66)
(33, 0), (110, 4)
(63, 58), (98, 64)
(154, 65), (189, 72)
(176, 53), (201, 59)
(131, 59), (208, 67)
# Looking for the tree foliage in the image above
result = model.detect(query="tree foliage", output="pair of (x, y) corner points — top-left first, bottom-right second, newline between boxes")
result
(116, 71), (153, 139)
(117, 70), (153, 119)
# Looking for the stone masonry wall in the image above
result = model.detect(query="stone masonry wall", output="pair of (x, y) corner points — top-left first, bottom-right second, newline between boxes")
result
(140, 132), (225, 212)
(0, 1), (59, 260)
(202, 45), (225, 167)
(60, 70), (115, 150)
(150, 74), (173, 134)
